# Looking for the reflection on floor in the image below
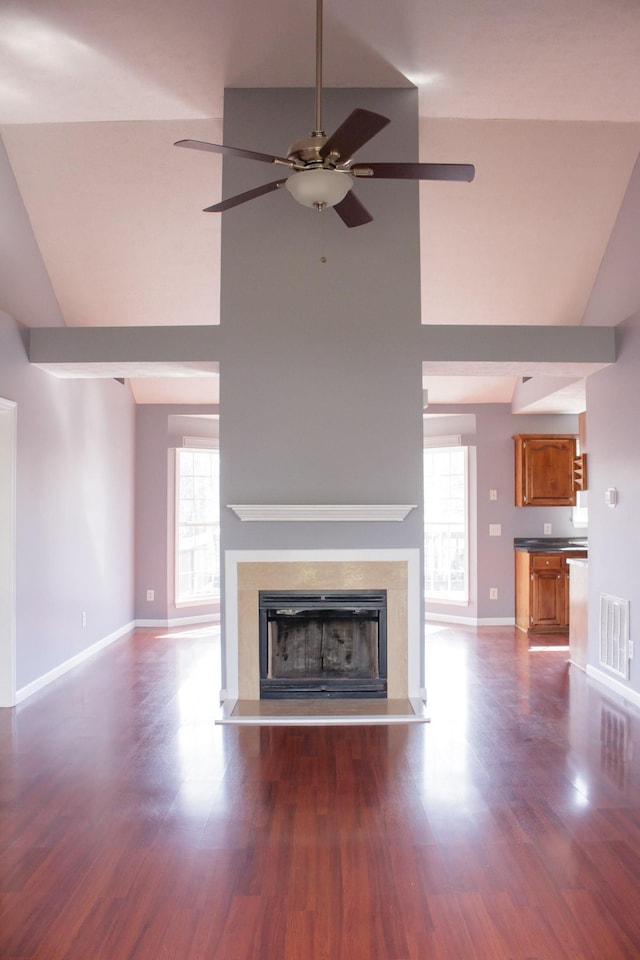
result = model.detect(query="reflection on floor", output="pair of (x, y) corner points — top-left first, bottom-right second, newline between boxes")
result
(4, 621), (640, 958)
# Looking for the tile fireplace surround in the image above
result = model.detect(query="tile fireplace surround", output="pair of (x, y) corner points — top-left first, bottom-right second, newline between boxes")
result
(222, 549), (423, 707)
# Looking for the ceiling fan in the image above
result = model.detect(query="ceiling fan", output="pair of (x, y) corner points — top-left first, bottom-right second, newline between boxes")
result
(175, 0), (475, 227)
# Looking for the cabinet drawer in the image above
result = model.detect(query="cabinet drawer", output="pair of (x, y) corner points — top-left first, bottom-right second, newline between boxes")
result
(531, 554), (563, 571)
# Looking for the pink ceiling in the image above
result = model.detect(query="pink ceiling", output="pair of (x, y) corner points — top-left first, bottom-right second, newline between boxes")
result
(2, 0), (640, 406)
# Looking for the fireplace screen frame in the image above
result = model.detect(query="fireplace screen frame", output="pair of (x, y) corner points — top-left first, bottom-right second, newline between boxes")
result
(258, 590), (388, 699)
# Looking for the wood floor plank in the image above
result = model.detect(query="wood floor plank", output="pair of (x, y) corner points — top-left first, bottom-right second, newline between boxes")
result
(4, 622), (640, 958)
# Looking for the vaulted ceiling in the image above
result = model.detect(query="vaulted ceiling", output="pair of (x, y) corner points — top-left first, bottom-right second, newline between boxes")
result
(2, 0), (640, 406)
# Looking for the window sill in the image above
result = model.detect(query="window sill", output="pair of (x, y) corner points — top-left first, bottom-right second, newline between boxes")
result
(425, 597), (470, 607)
(175, 598), (217, 609)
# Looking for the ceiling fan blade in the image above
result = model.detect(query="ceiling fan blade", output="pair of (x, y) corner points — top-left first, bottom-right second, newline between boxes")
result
(203, 179), (287, 213)
(175, 139), (293, 167)
(350, 162), (475, 182)
(319, 109), (390, 163)
(333, 191), (373, 228)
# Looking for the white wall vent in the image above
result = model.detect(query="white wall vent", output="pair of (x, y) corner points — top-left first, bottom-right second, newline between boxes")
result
(599, 594), (630, 679)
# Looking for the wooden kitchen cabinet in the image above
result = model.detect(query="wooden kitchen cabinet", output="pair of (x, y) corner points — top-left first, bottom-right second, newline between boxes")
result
(514, 434), (577, 506)
(515, 550), (586, 635)
(530, 554), (566, 631)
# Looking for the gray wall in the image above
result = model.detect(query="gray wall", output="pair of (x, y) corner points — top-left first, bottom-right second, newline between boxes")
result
(585, 316), (640, 687)
(0, 140), (63, 328)
(219, 88), (425, 554)
(218, 88), (426, 689)
(578, 148), (640, 696)
(1, 312), (135, 690)
(0, 135), (136, 692)
(135, 405), (219, 622)
(582, 153), (640, 328)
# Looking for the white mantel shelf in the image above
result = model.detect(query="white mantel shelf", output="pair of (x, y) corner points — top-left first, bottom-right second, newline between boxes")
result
(227, 504), (417, 522)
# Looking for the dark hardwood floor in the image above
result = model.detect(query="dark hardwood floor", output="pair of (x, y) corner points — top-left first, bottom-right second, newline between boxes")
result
(2, 622), (640, 958)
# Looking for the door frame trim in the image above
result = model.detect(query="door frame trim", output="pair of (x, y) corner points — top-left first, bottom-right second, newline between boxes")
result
(0, 397), (17, 708)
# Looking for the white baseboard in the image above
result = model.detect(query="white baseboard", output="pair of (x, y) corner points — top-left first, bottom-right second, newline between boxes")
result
(477, 617), (516, 626)
(16, 620), (136, 703)
(586, 665), (640, 711)
(427, 613), (515, 627)
(427, 612), (476, 625)
(15, 614), (219, 704)
(135, 614), (219, 628)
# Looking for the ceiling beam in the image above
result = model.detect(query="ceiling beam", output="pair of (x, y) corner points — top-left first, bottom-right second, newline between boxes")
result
(28, 323), (615, 379)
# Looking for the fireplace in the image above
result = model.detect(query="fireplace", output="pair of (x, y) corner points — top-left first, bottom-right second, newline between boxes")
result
(259, 590), (387, 699)
(224, 549), (422, 703)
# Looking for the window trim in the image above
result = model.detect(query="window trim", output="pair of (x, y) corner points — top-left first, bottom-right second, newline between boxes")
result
(174, 445), (220, 607)
(423, 444), (470, 605)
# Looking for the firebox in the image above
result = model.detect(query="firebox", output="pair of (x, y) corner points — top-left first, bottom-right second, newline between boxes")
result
(258, 590), (387, 699)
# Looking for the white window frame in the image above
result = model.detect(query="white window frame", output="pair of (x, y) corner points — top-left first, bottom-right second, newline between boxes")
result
(423, 444), (469, 605)
(174, 445), (220, 607)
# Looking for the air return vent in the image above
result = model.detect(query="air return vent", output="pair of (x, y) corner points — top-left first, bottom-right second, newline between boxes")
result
(599, 594), (630, 679)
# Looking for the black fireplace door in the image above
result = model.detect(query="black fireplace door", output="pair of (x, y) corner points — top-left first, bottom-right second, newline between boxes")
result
(259, 591), (387, 699)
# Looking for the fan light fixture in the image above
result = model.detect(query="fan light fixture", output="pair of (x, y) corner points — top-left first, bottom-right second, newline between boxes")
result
(285, 168), (352, 209)
(175, 0), (474, 226)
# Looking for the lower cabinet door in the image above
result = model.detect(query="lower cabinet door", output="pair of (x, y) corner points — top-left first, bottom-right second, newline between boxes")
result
(531, 569), (565, 629)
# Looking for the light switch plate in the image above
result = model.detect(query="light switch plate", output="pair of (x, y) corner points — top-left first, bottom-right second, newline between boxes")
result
(489, 524), (501, 536)
(605, 487), (618, 507)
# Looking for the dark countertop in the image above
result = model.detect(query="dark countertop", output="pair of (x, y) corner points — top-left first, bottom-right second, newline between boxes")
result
(514, 537), (588, 553)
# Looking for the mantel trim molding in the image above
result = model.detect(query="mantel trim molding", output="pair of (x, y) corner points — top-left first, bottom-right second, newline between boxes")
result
(227, 504), (417, 522)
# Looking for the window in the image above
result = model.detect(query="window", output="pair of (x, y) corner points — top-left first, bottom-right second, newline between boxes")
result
(424, 445), (468, 603)
(175, 447), (220, 604)
(571, 501), (588, 529)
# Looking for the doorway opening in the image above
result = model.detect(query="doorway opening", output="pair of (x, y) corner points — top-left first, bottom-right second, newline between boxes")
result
(0, 398), (17, 707)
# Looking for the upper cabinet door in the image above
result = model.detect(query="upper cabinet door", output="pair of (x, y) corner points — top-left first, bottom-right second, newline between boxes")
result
(514, 435), (577, 506)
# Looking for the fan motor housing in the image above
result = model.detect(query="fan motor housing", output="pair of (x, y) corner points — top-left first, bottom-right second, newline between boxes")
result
(287, 135), (329, 167)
